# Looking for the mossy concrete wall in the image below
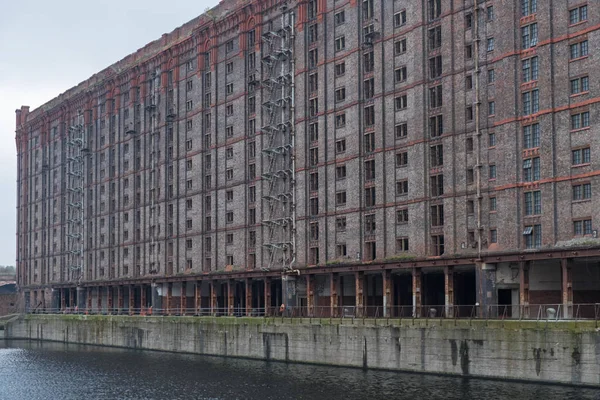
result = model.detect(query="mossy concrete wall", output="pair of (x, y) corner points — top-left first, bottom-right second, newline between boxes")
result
(6, 315), (600, 386)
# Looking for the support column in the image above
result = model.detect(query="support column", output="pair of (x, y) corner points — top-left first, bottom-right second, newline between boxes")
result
(264, 277), (272, 316)
(51, 289), (60, 312)
(246, 278), (252, 316)
(97, 287), (102, 313)
(227, 280), (234, 316)
(151, 283), (162, 313)
(383, 270), (392, 318)
(76, 287), (86, 311)
(210, 281), (217, 316)
(195, 281), (202, 315)
(166, 283), (173, 315)
(306, 274), (315, 317)
(445, 266), (454, 318)
(129, 285), (135, 315)
(355, 271), (364, 318)
(330, 273), (339, 317)
(412, 267), (422, 318)
(519, 261), (530, 319)
(561, 258), (573, 319)
(181, 282), (187, 315)
(140, 285), (147, 312)
(86, 287), (92, 312)
(107, 286), (113, 314)
(117, 286), (124, 314)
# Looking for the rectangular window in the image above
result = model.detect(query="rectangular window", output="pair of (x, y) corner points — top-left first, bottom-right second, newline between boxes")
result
(394, 39), (407, 55)
(569, 5), (588, 25)
(336, 164), (347, 180)
(395, 123), (408, 139)
(336, 191), (347, 206)
(522, 0), (537, 16)
(523, 157), (540, 182)
(431, 235), (445, 256)
(308, 49), (318, 68)
(523, 123), (540, 148)
(571, 76), (589, 95)
(524, 224), (542, 249)
(364, 77), (375, 99)
(428, 26), (442, 50)
(308, 24), (318, 43)
(428, 0), (442, 20)
(335, 62), (346, 76)
(573, 219), (593, 236)
(489, 165), (497, 180)
(310, 198), (319, 215)
(429, 115), (443, 137)
(336, 217), (347, 232)
(364, 51), (374, 73)
(429, 85), (442, 108)
(431, 204), (444, 226)
(466, 44), (473, 59)
(395, 66), (408, 83)
(364, 160), (375, 181)
(335, 113), (346, 129)
(396, 152), (408, 167)
(431, 174), (444, 197)
(396, 238), (410, 252)
(429, 56), (442, 79)
(395, 94), (408, 110)
(309, 98), (319, 117)
(572, 183), (592, 201)
(394, 10), (407, 27)
(365, 214), (376, 233)
(571, 111), (590, 129)
(488, 69), (495, 83)
(396, 209), (409, 224)
(522, 89), (539, 116)
(488, 101), (495, 116)
(336, 244), (348, 258)
(572, 147), (591, 166)
(487, 37), (495, 52)
(570, 41), (588, 59)
(487, 6), (495, 21)
(522, 57), (539, 82)
(309, 122), (319, 141)
(335, 11), (345, 25)
(365, 187), (376, 207)
(335, 36), (346, 52)
(430, 144), (443, 167)
(489, 197), (497, 211)
(364, 132), (375, 152)
(396, 180), (409, 196)
(335, 87), (346, 102)
(309, 172), (319, 191)
(364, 105), (375, 127)
(310, 222), (319, 241)
(524, 191), (541, 215)
(521, 23), (538, 49)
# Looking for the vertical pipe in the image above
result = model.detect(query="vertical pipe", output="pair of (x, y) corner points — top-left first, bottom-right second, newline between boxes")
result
(474, 0), (483, 259)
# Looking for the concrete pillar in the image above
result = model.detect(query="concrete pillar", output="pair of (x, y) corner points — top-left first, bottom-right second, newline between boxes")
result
(117, 286), (124, 314)
(330, 273), (339, 317)
(151, 283), (161, 312)
(445, 266), (454, 318)
(195, 281), (202, 315)
(87, 287), (93, 312)
(181, 282), (187, 315)
(96, 287), (102, 313)
(107, 286), (113, 314)
(356, 271), (365, 318)
(210, 281), (217, 316)
(129, 285), (135, 315)
(140, 285), (147, 311)
(383, 270), (392, 318)
(306, 274), (315, 317)
(227, 280), (234, 316)
(282, 275), (297, 315)
(264, 277), (272, 316)
(51, 289), (60, 312)
(166, 283), (173, 315)
(412, 267), (422, 318)
(246, 278), (252, 316)
(561, 258), (573, 319)
(519, 261), (530, 319)
(477, 262), (497, 317)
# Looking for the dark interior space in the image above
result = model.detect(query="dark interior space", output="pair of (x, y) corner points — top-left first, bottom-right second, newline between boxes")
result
(393, 273), (412, 317)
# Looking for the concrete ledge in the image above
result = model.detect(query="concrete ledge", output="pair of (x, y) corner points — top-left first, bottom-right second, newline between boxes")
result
(7, 314), (600, 386)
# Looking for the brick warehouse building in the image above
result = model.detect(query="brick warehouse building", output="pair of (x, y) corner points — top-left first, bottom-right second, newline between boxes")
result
(14, 0), (600, 318)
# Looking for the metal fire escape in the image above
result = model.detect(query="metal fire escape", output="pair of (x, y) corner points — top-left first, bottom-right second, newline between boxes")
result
(261, 6), (296, 272)
(65, 113), (86, 284)
(148, 72), (161, 275)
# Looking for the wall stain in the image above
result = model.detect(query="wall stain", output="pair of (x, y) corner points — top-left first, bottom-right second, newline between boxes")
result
(533, 348), (542, 376)
(362, 337), (368, 370)
(459, 340), (469, 375)
(572, 347), (581, 365)
(450, 339), (458, 366)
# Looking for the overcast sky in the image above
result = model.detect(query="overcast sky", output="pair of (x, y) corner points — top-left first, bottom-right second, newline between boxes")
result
(0, 0), (219, 266)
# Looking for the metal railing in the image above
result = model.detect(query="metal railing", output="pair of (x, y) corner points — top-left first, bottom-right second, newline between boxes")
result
(25, 303), (600, 322)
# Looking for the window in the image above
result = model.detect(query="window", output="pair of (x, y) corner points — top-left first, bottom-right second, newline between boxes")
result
(431, 174), (444, 196)
(364, 105), (375, 127)
(364, 160), (375, 181)
(309, 172), (318, 191)
(310, 222), (319, 241)
(309, 98), (318, 117)
(569, 5), (588, 25)
(465, 44), (473, 59)
(309, 247), (319, 265)
(467, 168), (474, 184)
(364, 77), (375, 98)
(226, 169), (233, 181)
(226, 40), (234, 53)
(395, 123), (408, 139)
(574, 219), (593, 236)
(465, 75), (473, 90)
(489, 165), (497, 180)
(336, 165), (347, 180)
(489, 197), (497, 212)
(396, 180), (409, 196)
(186, 219), (193, 230)
(430, 144), (443, 167)
(309, 49), (318, 68)
(226, 211), (234, 224)
(465, 12), (473, 29)
(309, 147), (319, 166)
(429, 115), (443, 137)
(309, 122), (319, 142)
(363, 0), (374, 19)
(571, 111), (590, 129)
(431, 204), (444, 226)
(335, 36), (346, 52)
(248, 141), (256, 158)
(336, 217), (347, 231)
(429, 85), (442, 108)
(570, 41), (588, 59)
(309, 197), (319, 216)
(365, 214), (376, 233)
(396, 237), (409, 252)
(335, 87), (346, 102)
(396, 152), (408, 167)
(364, 132), (375, 152)
(431, 235), (445, 256)
(336, 191), (347, 206)
(466, 106), (474, 121)
(487, 38), (495, 52)
(521, 24), (538, 49)
(523, 157), (540, 182)
(394, 39), (407, 55)
(522, 0), (537, 16)
(308, 24), (318, 43)
(573, 183), (592, 201)
(572, 147), (591, 166)
(428, 26), (442, 50)
(487, 6), (495, 21)
(186, 120), (193, 131)
(394, 10), (407, 27)
(570, 76), (589, 95)
(335, 11), (345, 25)
(226, 190), (234, 202)
(396, 209), (408, 224)
(488, 101), (496, 116)
(428, 0), (442, 20)
(488, 69), (495, 83)
(226, 83), (233, 95)
(308, 0), (317, 19)
(186, 199), (193, 210)
(226, 62), (233, 75)
(524, 224), (541, 249)
(365, 187), (376, 207)
(522, 89), (539, 116)
(524, 191), (542, 215)
(335, 62), (345, 76)
(395, 66), (408, 83)
(429, 56), (442, 79)
(336, 244), (347, 257)
(395, 95), (408, 110)
(523, 123), (540, 149)
(522, 57), (539, 82)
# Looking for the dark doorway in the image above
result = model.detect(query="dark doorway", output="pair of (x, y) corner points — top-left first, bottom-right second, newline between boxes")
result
(393, 273), (412, 317)
(498, 289), (512, 317)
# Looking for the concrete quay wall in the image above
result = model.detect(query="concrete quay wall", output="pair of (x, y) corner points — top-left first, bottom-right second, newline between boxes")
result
(5, 315), (600, 386)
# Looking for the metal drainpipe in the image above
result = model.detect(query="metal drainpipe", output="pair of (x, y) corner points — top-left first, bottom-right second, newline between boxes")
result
(473, 1), (483, 260)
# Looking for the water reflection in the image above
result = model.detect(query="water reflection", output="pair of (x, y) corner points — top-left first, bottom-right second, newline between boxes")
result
(0, 340), (598, 400)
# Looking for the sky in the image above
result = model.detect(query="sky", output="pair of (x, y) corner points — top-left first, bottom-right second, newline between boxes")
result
(0, 0), (219, 266)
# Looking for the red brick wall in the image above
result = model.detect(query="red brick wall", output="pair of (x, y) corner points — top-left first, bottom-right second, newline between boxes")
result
(0, 294), (17, 315)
